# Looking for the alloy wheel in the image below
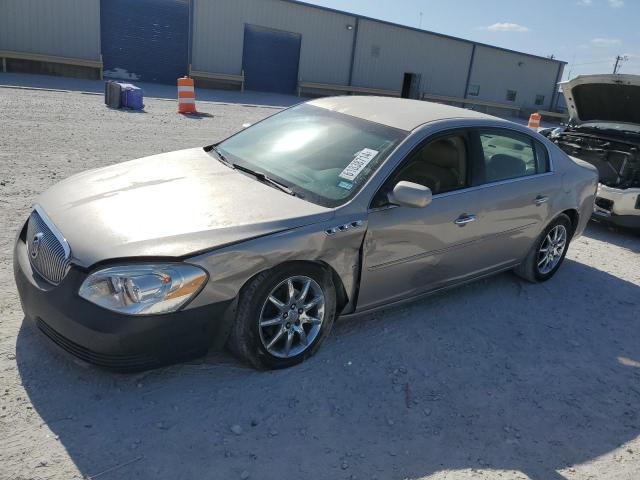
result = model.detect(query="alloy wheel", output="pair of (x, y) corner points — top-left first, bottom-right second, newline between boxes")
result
(258, 276), (325, 358)
(537, 225), (568, 275)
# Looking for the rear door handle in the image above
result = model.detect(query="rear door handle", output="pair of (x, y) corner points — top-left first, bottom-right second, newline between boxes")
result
(534, 195), (549, 205)
(454, 214), (477, 226)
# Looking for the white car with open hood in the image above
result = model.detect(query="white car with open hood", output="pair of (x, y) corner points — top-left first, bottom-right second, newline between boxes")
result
(546, 74), (640, 230)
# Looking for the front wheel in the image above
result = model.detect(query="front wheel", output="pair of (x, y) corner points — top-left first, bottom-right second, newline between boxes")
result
(514, 214), (573, 283)
(227, 263), (336, 369)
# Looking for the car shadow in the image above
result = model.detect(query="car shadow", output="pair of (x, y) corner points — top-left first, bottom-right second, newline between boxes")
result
(585, 220), (640, 253)
(16, 259), (640, 480)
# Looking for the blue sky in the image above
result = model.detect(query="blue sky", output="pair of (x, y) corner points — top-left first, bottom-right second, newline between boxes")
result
(304, 0), (640, 78)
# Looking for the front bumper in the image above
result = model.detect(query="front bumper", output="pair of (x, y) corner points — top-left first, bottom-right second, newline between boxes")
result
(592, 184), (640, 230)
(13, 229), (234, 372)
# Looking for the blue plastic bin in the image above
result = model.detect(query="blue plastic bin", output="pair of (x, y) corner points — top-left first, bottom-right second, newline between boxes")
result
(119, 83), (144, 110)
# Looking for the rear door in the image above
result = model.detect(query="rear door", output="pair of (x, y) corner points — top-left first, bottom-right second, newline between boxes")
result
(472, 128), (560, 263)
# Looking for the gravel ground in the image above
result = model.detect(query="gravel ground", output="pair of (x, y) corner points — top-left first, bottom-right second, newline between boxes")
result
(1, 84), (639, 480)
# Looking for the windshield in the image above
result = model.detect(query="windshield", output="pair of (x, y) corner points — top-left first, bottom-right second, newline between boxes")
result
(216, 104), (407, 207)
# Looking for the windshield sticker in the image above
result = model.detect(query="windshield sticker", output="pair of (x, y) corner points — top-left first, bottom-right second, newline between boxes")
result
(339, 148), (379, 181)
(337, 180), (354, 190)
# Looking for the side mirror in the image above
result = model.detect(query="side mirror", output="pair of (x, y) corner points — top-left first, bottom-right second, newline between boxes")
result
(388, 181), (432, 208)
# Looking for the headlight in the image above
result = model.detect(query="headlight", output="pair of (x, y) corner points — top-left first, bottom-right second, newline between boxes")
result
(79, 264), (207, 315)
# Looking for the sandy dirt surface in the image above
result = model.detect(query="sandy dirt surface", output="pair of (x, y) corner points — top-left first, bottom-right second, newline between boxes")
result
(1, 83), (639, 480)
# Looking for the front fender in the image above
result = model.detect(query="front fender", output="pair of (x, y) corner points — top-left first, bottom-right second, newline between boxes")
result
(185, 217), (368, 314)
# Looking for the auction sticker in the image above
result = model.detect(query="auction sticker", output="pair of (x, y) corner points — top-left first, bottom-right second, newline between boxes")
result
(338, 148), (379, 182)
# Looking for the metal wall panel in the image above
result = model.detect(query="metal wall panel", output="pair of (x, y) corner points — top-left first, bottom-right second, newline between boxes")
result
(351, 19), (474, 96)
(467, 46), (562, 110)
(0, 0), (100, 60)
(192, 0), (356, 85)
(100, 0), (189, 83)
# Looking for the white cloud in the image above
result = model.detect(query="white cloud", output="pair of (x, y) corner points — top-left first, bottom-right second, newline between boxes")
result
(591, 37), (622, 46)
(486, 22), (530, 32)
(608, 0), (624, 7)
(576, 0), (593, 5)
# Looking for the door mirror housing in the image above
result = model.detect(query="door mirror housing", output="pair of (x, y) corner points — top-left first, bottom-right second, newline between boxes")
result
(388, 181), (432, 208)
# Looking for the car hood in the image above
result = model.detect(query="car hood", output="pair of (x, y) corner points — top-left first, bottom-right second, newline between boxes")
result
(560, 74), (640, 126)
(36, 148), (333, 267)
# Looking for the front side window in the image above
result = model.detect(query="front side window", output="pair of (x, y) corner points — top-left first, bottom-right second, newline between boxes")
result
(372, 134), (468, 207)
(478, 129), (548, 183)
(216, 104), (406, 207)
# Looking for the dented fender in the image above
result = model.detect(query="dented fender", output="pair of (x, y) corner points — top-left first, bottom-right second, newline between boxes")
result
(185, 215), (368, 314)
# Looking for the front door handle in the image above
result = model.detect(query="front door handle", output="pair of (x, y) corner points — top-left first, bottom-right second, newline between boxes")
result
(534, 195), (549, 205)
(454, 214), (477, 226)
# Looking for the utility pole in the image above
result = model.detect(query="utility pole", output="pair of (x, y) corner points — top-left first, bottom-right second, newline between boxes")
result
(613, 55), (628, 74)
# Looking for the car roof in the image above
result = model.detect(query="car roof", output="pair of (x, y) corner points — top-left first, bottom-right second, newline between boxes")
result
(308, 96), (498, 131)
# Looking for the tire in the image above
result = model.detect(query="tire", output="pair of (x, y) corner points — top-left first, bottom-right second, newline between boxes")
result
(227, 263), (337, 370)
(514, 214), (573, 283)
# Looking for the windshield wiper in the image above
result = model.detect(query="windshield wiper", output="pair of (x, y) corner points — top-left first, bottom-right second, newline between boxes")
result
(210, 146), (296, 196)
(232, 163), (296, 196)
(211, 145), (233, 168)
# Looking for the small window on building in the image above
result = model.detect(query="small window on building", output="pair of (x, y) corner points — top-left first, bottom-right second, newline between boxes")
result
(535, 94), (545, 106)
(468, 84), (480, 96)
(506, 90), (517, 102)
(371, 45), (381, 58)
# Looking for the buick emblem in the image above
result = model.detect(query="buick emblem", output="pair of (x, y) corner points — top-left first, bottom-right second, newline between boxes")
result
(30, 232), (44, 260)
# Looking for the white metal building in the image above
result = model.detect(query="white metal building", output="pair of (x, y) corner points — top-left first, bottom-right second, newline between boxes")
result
(0, 0), (566, 115)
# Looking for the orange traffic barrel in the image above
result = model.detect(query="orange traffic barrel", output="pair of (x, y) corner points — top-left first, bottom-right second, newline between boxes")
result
(177, 76), (196, 114)
(528, 113), (541, 131)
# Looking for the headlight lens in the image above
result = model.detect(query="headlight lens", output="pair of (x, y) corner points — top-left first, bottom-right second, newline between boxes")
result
(79, 264), (207, 315)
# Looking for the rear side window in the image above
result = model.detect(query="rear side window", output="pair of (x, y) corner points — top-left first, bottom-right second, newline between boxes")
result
(478, 129), (549, 183)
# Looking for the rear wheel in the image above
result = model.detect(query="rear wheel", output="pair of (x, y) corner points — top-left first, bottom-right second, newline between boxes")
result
(514, 214), (573, 283)
(227, 263), (336, 369)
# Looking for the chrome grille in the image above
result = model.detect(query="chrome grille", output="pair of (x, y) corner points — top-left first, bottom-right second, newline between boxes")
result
(26, 207), (71, 285)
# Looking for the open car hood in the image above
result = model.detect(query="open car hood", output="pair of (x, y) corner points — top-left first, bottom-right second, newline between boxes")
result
(560, 74), (640, 126)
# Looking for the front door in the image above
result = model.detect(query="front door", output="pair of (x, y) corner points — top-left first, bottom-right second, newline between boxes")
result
(358, 132), (503, 310)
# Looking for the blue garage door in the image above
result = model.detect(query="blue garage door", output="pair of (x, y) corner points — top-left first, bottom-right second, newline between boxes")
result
(100, 0), (189, 84)
(242, 25), (301, 95)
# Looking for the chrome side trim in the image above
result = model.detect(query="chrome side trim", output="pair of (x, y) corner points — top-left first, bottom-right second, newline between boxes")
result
(325, 220), (364, 236)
